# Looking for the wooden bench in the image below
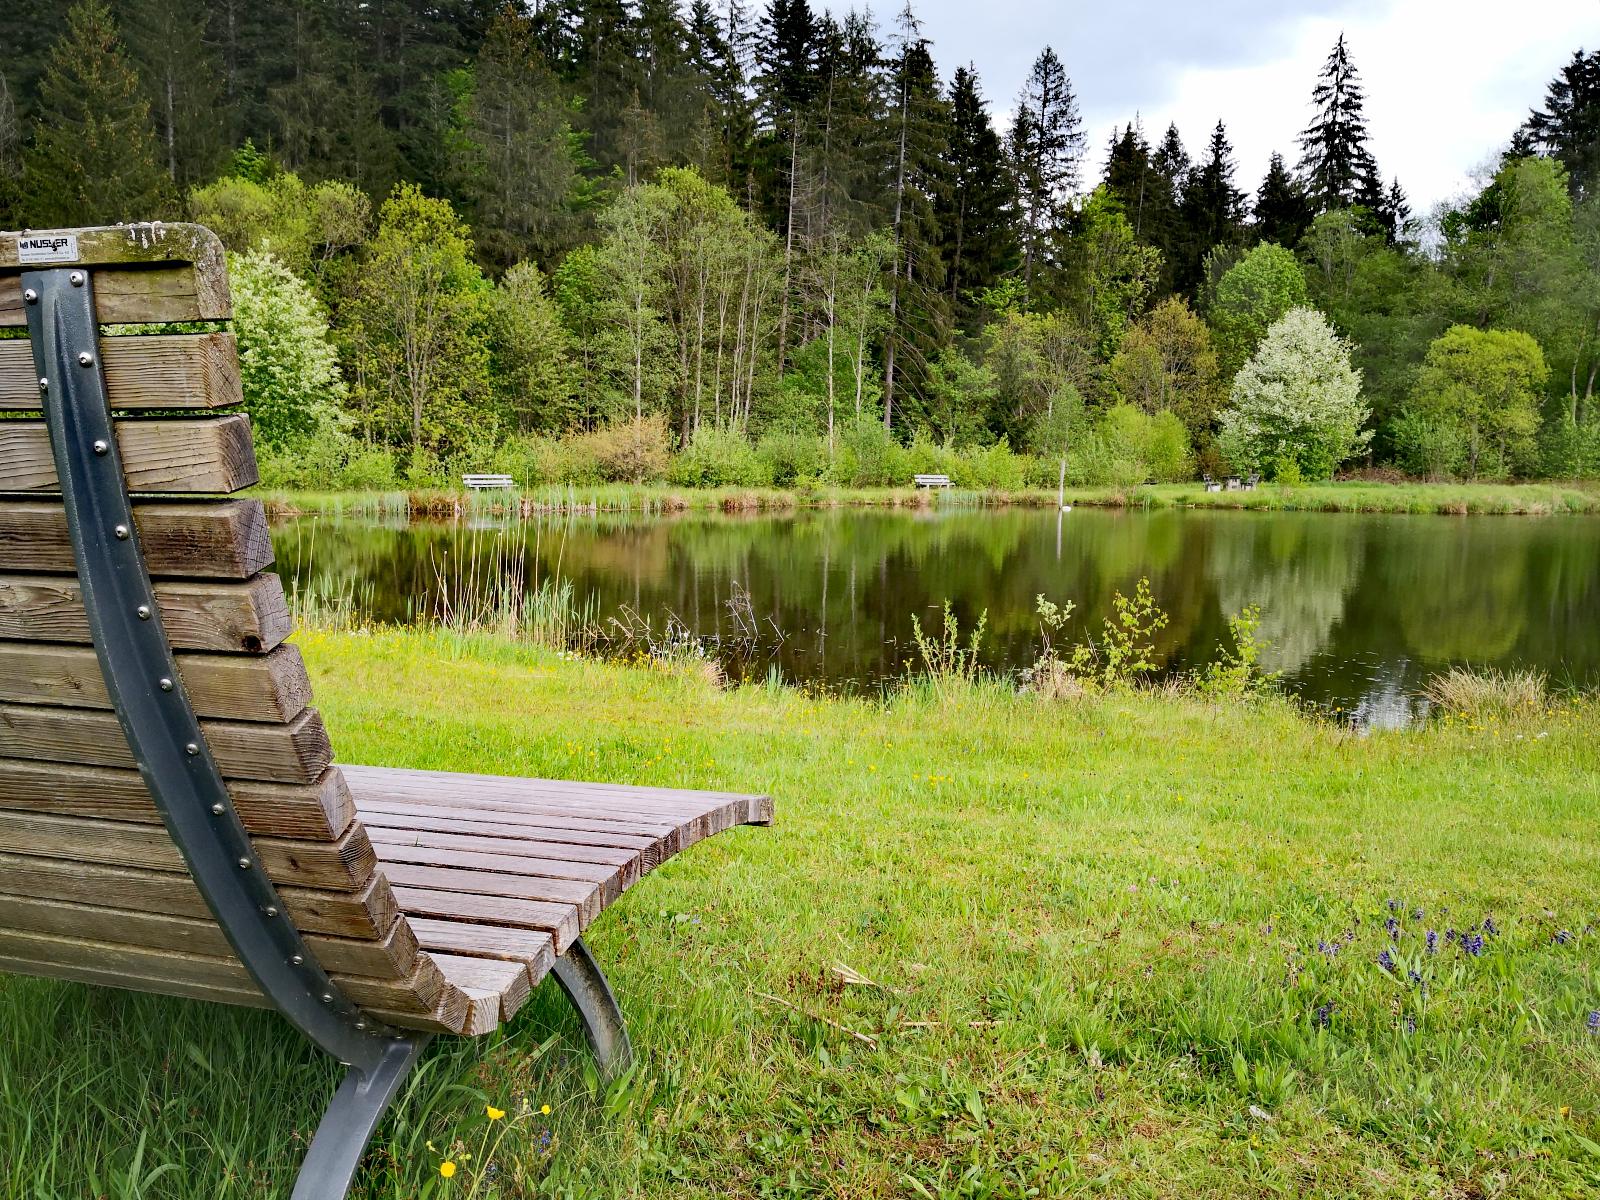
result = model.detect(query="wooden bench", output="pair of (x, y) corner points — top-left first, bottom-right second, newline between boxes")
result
(0, 224), (772, 1198)
(912, 473), (953, 488)
(462, 473), (514, 490)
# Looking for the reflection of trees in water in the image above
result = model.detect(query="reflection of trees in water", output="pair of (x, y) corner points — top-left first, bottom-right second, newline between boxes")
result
(1207, 514), (1362, 675)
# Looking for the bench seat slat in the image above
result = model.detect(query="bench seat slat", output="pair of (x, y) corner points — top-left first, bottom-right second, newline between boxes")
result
(0, 416), (258, 494)
(0, 572), (291, 652)
(0, 333), (241, 411)
(0, 642), (312, 722)
(0, 499), (274, 578)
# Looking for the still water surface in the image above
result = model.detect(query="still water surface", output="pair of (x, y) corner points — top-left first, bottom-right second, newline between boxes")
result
(272, 507), (1600, 727)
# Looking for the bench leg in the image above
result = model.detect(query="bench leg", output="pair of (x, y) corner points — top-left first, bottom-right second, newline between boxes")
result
(290, 1036), (431, 1200)
(551, 937), (634, 1075)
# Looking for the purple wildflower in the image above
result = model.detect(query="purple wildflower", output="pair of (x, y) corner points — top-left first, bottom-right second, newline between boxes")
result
(1425, 930), (1439, 955)
(1587, 1011), (1600, 1034)
(1387, 898), (1401, 912)
(1462, 933), (1485, 957)
(1445, 928), (1459, 944)
(540, 1127), (553, 1149)
(1313, 1002), (1336, 1029)
(1408, 969), (1423, 985)
(1404, 1014), (1416, 1034)
(1377, 948), (1397, 973)
(1318, 939), (1339, 958)
(1482, 916), (1499, 938)
(1385, 916), (1401, 940)
(1412, 908), (1425, 920)
(1553, 929), (1573, 946)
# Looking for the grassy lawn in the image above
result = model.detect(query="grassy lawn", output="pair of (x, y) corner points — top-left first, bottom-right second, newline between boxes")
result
(3, 627), (1598, 1197)
(258, 478), (1600, 521)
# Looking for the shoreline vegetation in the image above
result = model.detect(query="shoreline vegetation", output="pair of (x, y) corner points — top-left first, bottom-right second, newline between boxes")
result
(7, 624), (1593, 1195)
(259, 479), (1600, 521)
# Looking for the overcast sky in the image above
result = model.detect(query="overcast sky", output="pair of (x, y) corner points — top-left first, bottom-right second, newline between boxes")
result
(831, 0), (1597, 215)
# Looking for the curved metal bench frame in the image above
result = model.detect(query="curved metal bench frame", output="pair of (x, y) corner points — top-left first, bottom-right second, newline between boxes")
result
(24, 265), (631, 1200)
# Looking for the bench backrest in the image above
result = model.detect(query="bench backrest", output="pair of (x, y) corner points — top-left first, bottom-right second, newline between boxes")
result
(0, 225), (462, 1035)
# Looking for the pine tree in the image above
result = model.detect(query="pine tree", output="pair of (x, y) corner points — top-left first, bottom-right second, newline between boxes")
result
(1376, 176), (1410, 243)
(1519, 48), (1600, 199)
(1103, 123), (1153, 234)
(120, 0), (227, 190)
(1175, 120), (1245, 295)
(22, 0), (174, 227)
(1297, 33), (1381, 212)
(938, 64), (1015, 328)
(1254, 151), (1312, 249)
(1009, 46), (1084, 301)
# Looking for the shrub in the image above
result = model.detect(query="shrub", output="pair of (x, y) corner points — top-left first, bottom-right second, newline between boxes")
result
(228, 249), (346, 451)
(583, 414), (670, 483)
(1068, 405), (1191, 485)
(1216, 307), (1370, 480)
(756, 431), (827, 486)
(1424, 667), (1548, 722)
(502, 433), (601, 487)
(829, 419), (906, 487)
(954, 439), (1027, 490)
(1406, 325), (1547, 479)
(338, 446), (401, 490)
(668, 426), (772, 488)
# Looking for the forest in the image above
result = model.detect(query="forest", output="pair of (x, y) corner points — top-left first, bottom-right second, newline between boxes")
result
(1, 0), (1598, 490)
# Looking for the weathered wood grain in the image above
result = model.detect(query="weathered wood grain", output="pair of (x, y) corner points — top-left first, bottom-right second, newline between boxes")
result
(0, 851), (398, 939)
(390, 885), (581, 954)
(0, 809), (376, 891)
(0, 572), (291, 652)
(0, 703), (332, 783)
(0, 415), (258, 493)
(0, 759), (355, 840)
(1, 224), (231, 326)
(368, 836), (623, 904)
(0, 642), (311, 721)
(407, 917), (553, 986)
(0, 333), (240, 411)
(430, 953), (530, 1022)
(380, 862), (600, 925)
(0, 499), (274, 578)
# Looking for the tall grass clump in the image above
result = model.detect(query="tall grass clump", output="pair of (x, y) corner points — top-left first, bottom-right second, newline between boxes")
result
(1424, 666), (1549, 722)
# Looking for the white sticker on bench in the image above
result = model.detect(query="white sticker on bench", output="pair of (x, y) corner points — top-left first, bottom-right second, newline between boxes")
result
(16, 234), (80, 264)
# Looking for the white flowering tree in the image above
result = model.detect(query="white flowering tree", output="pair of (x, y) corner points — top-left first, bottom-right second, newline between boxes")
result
(1216, 306), (1370, 480)
(230, 249), (346, 451)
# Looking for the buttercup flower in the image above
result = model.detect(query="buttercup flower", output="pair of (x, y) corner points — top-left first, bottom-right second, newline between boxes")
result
(540, 1103), (552, 1115)
(486, 1105), (506, 1121)
(440, 1161), (457, 1179)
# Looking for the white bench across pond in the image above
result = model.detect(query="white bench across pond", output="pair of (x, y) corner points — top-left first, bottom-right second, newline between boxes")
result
(912, 474), (954, 488)
(462, 474), (515, 490)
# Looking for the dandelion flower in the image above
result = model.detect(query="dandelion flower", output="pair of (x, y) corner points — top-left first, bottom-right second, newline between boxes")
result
(440, 1161), (457, 1179)
(486, 1105), (505, 1121)
(540, 1103), (552, 1116)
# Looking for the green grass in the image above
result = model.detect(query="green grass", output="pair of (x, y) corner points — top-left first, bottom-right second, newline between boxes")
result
(258, 479), (1600, 520)
(2, 627), (1598, 1197)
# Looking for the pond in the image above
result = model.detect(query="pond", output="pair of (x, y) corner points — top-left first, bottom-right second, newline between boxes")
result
(271, 506), (1600, 727)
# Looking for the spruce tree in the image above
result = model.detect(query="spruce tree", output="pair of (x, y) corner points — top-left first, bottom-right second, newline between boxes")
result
(1103, 123), (1153, 233)
(1376, 176), (1410, 243)
(1009, 46), (1084, 301)
(1175, 120), (1246, 296)
(0, 72), (19, 226)
(120, 0), (227, 190)
(1519, 48), (1600, 199)
(22, 0), (174, 227)
(1254, 151), (1312, 249)
(938, 64), (1015, 328)
(1297, 33), (1381, 212)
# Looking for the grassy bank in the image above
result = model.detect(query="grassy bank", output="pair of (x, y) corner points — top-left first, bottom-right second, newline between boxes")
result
(3, 627), (1597, 1197)
(258, 479), (1600, 520)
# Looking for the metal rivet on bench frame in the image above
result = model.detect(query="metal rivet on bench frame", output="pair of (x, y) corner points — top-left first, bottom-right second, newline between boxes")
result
(185, 742), (200, 756)
(93, 439), (109, 455)
(22, 288), (37, 303)
(291, 954), (304, 965)
(136, 605), (151, 619)
(210, 803), (225, 815)
(238, 857), (251, 869)
(78, 351), (94, 367)
(322, 994), (334, 1004)
(263, 906), (279, 918)
(68, 271), (84, 286)
(113, 524), (129, 539)
(159, 678), (174, 692)
(37, 377), (47, 391)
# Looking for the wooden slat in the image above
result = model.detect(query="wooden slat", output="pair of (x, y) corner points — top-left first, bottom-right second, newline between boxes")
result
(0, 499), (273, 578)
(368, 826), (639, 871)
(369, 834), (624, 889)
(0, 953), (270, 1009)
(430, 953), (531, 1022)
(0, 810), (376, 891)
(407, 917), (554, 984)
(0, 893), (418, 979)
(0, 759), (354, 840)
(0, 851), (397, 938)
(0, 572), (291, 652)
(391, 886), (580, 954)
(357, 798), (672, 843)
(0, 333), (240, 411)
(0, 415), (258, 494)
(381, 862), (600, 924)
(0, 222), (230, 274)
(0, 642), (311, 721)
(0, 703), (332, 783)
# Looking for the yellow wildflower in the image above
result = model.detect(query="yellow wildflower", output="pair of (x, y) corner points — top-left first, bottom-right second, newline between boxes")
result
(439, 1161), (457, 1179)
(540, 1103), (552, 1116)
(486, 1105), (505, 1121)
